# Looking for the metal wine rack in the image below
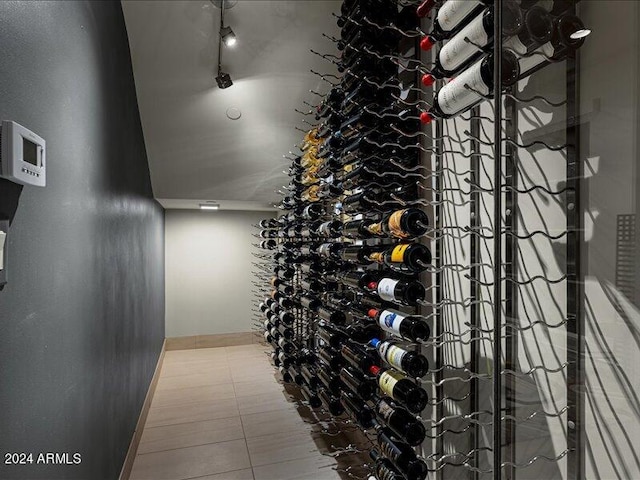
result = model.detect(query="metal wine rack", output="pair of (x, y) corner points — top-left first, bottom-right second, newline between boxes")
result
(254, 0), (587, 479)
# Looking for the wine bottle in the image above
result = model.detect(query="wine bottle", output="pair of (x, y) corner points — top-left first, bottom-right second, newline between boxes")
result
(369, 277), (426, 307)
(300, 278), (324, 294)
(318, 242), (344, 260)
(367, 308), (430, 342)
(423, 0), (492, 44)
(263, 330), (273, 344)
(318, 364), (343, 395)
(259, 229), (278, 239)
(317, 366), (343, 395)
(274, 266), (294, 281)
(276, 323), (294, 340)
(318, 346), (345, 372)
(278, 350), (293, 368)
(375, 398), (426, 447)
(300, 202), (324, 220)
(420, 50), (520, 124)
(288, 365), (304, 386)
(316, 220), (342, 238)
(369, 449), (405, 480)
(376, 428), (429, 480)
(278, 336), (296, 354)
(369, 365), (428, 414)
(515, 13), (589, 79)
(259, 218), (278, 229)
(300, 295), (321, 312)
(340, 390), (375, 429)
(276, 282), (294, 296)
(317, 305), (347, 325)
(416, 0), (438, 18)
(300, 364), (319, 389)
(260, 239), (277, 250)
(421, 3), (522, 85)
(317, 324), (348, 350)
(300, 384), (322, 409)
(345, 321), (382, 344)
(278, 366), (293, 384)
(339, 367), (376, 401)
(502, 5), (554, 55)
(318, 388), (344, 416)
(367, 243), (433, 274)
(370, 338), (429, 378)
(341, 341), (379, 373)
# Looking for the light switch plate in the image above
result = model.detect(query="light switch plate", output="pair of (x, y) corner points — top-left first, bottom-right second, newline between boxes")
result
(0, 219), (7, 289)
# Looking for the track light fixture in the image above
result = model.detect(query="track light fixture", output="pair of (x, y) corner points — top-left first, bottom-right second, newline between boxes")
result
(220, 26), (237, 47)
(214, 0), (236, 88)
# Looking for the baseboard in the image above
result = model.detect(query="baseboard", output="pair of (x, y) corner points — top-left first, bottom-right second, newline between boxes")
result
(165, 331), (258, 350)
(118, 339), (166, 480)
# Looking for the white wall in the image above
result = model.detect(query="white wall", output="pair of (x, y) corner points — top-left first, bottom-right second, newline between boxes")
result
(164, 209), (269, 337)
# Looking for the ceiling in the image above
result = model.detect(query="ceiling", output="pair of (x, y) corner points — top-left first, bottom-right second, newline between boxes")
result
(121, 0), (340, 210)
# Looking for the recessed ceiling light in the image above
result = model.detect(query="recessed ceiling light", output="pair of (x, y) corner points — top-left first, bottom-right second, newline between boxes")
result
(226, 107), (241, 120)
(200, 203), (220, 210)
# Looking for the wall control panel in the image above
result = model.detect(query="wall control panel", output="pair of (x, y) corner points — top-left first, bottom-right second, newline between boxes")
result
(0, 120), (46, 187)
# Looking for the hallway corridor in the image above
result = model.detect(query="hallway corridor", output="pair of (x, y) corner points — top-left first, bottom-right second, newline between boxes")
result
(129, 344), (349, 480)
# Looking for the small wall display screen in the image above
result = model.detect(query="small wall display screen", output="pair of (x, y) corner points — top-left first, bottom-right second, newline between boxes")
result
(23, 137), (38, 166)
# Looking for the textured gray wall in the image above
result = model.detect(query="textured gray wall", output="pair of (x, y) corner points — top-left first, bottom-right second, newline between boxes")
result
(165, 210), (265, 337)
(0, 2), (165, 479)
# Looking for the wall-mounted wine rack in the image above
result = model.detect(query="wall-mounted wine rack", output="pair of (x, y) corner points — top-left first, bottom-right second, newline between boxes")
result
(253, 1), (587, 479)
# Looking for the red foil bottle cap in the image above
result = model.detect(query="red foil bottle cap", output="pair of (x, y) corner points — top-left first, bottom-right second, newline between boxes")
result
(367, 308), (379, 318)
(369, 365), (381, 376)
(421, 74), (435, 87)
(367, 281), (378, 290)
(420, 36), (436, 51)
(420, 112), (433, 124)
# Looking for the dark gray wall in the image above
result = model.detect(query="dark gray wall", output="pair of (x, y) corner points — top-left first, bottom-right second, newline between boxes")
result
(0, 2), (165, 479)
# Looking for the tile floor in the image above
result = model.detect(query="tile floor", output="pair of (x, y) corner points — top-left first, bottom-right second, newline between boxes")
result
(129, 344), (365, 480)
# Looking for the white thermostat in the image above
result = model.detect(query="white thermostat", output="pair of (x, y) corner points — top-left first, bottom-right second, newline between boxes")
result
(0, 120), (46, 187)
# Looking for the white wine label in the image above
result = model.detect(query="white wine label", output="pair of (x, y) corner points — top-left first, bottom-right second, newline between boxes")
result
(439, 10), (489, 72)
(378, 309), (406, 335)
(380, 342), (407, 371)
(379, 370), (404, 397)
(377, 399), (395, 421)
(437, 0), (482, 33)
(377, 278), (400, 302)
(437, 56), (488, 116)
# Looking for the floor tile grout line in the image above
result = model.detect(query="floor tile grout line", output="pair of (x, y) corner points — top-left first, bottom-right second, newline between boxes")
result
(139, 414), (244, 432)
(231, 370), (256, 480)
(136, 434), (248, 456)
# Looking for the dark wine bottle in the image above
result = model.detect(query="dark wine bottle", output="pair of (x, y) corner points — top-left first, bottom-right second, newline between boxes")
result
(277, 336), (295, 355)
(318, 388), (344, 416)
(317, 324), (347, 350)
(318, 346), (345, 372)
(367, 308), (430, 342)
(300, 384), (322, 409)
(317, 366), (343, 395)
(340, 390), (374, 429)
(278, 351), (293, 368)
(279, 365), (293, 383)
(300, 365), (319, 389)
(416, 0), (438, 18)
(340, 341), (380, 373)
(339, 367), (376, 401)
(317, 305), (347, 325)
(375, 398), (426, 447)
(369, 449), (405, 480)
(369, 365), (428, 414)
(376, 428), (429, 480)
(300, 295), (321, 312)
